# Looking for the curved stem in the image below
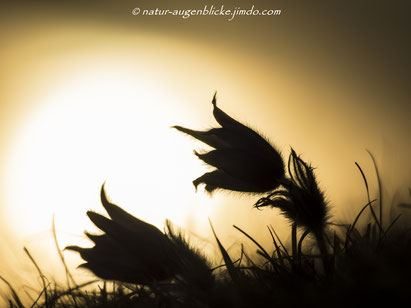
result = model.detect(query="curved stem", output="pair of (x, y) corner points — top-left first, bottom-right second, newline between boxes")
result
(313, 229), (332, 280)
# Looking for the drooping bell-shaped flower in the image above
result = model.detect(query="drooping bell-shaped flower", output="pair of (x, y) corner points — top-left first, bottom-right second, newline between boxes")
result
(66, 184), (180, 284)
(173, 94), (285, 194)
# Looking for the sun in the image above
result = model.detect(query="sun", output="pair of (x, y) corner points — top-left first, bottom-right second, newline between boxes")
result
(2, 68), (212, 253)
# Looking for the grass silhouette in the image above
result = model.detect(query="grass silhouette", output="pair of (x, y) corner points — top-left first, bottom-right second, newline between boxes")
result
(2, 95), (411, 307)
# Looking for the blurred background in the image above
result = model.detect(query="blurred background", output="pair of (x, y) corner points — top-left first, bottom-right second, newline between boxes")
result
(1, 0), (410, 302)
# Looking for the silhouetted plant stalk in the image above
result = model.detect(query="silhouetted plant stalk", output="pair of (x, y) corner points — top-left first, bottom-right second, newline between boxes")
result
(175, 94), (331, 276)
(255, 149), (331, 275)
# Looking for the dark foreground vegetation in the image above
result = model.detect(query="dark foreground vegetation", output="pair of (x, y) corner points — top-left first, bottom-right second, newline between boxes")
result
(2, 95), (411, 307)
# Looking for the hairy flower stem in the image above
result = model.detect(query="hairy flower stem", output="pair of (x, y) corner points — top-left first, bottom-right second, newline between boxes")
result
(291, 223), (298, 267)
(313, 229), (332, 280)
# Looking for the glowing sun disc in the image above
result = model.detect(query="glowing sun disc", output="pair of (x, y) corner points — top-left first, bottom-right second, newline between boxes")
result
(3, 69), (209, 251)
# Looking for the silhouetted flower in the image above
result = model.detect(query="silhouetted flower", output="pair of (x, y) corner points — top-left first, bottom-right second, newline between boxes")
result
(287, 149), (329, 233)
(66, 184), (180, 284)
(255, 149), (331, 275)
(173, 93), (285, 193)
(256, 149), (329, 233)
(66, 184), (214, 287)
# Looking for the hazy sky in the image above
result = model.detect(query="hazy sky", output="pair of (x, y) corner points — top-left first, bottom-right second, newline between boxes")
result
(1, 0), (410, 301)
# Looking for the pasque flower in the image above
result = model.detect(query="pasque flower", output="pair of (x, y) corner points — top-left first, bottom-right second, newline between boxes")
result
(287, 149), (329, 232)
(255, 149), (329, 233)
(66, 184), (180, 284)
(255, 149), (331, 275)
(173, 93), (285, 193)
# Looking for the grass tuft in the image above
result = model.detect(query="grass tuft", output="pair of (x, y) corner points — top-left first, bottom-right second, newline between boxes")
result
(2, 154), (411, 307)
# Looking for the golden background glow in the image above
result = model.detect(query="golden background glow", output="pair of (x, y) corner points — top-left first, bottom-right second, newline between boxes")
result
(1, 0), (410, 302)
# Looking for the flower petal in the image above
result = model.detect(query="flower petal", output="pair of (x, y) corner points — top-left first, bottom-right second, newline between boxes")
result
(212, 97), (282, 160)
(86, 211), (177, 270)
(172, 126), (231, 149)
(67, 211), (179, 283)
(289, 148), (315, 191)
(83, 233), (126, 255)
(174, 96), (284, 164)
(193, 170), (264, 193)
(195, 149), (283, 191)
(212, 94), (240, 128)
(100, 184), (161, 235)
(66, 244), (150, 281)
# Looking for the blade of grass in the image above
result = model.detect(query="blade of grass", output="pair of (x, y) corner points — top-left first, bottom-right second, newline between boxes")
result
(51, 279), (103, 306)
(345, 199), (377, 248)
(238, 244), (245, 268)
(0, 276), (24, 308)
(269, 225), (291, 262)
(209, 219), (239, 282)
(30, 288), (46, 308)
(267, 226), (284, 266)
(355, 162), (382, 233)
(366, 150), (383, 239)
(233, 225), (278, 271)
(210, 258), (240, 272)
(381, 214), (402, 242)
(24, 247), (49, 308)
(241, 249), (258, 269)
(52, 215), (78, 289)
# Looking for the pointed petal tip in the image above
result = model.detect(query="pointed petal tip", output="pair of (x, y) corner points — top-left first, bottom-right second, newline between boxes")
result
(100, 183), (110, 206)
(193, 150), (201, 158)
(84, 231), (100, 242)
(64, 245), (81, 252)
(193, 175), (218, 195)
(204, 185), (216, 195)
(193, 150), (209, 162)
(170, 125), (181, 132)
(212, 92), (217, 106)
(86, 210), (96, 217)
(77, 263), (90, 270)
(100, 181), (107, 203)
(192, 180), (199, 192)
(290, 147), (297, 157)
(171, 125), (195, 136)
